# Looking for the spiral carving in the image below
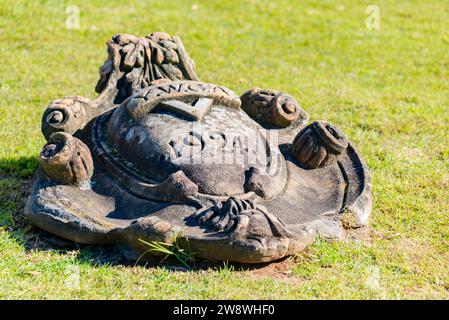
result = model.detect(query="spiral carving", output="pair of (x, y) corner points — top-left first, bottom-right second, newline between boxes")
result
(41, 96), (92, 140)
(39, 132), (94, 185)
(240, 88), (307, 128)
(291, 120), (349, 169)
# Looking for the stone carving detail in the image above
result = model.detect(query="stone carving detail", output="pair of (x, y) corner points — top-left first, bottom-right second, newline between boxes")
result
(291, 120), (349, 169)
(39, 132), (93, 185)
(95, 32), (198, 104)
(127, 80), (241, 119)
(26, 32), (372, 264)
(193, 197), (293, 239)
(41, 96), (92, 140)
(240, 88), (307, 128)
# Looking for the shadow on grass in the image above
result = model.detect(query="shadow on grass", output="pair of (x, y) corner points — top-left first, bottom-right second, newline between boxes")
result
(0, 156), (128, 267)
(0, 157), (290, 272)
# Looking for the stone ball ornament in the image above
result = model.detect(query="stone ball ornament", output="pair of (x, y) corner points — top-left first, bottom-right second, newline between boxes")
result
(26, 32), (372, 263)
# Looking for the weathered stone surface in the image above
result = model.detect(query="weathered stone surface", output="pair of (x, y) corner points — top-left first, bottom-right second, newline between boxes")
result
(291, 120), (349, 169)
(94, 32), (198, 114)
(41, 96), (92, 140)
(26, 32), (372, 264)
(39, 132), (93, 185)
(240, 88), (307, 128)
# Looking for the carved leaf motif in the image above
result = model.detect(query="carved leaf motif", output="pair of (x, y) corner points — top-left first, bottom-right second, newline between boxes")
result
(164, 49), (179, 64)
(114, 33), (138, 46)
(122, 44), (137, 70)
(95, 32), (197, 98)
(152, 45), (165, 65)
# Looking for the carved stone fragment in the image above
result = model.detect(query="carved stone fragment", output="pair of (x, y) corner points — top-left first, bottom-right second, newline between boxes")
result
(39, 132), (93, 185)
(94, 32), (198, 110)
(291, 120), (349, 169)
(26, 32), (372, 264)
(41, 96), (92, 140)
(240, 88), (307, 128)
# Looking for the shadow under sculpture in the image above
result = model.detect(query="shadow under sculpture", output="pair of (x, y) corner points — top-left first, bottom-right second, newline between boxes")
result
(26, 32), (372, 263)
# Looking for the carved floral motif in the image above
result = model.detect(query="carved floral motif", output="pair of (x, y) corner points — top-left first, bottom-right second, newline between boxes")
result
(95, 32), (198, 101)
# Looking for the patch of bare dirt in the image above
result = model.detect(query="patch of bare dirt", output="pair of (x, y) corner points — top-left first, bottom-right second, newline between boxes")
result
(235, 257), (305, 284)
(343, 224), (397, 246)
(343, 226), (373, 244)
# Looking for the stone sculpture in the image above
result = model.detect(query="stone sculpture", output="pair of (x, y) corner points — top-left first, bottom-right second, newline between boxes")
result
(26, 32), (372, 263)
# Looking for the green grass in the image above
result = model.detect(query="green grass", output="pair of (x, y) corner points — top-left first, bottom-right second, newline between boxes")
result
(1, 0), (448, 299)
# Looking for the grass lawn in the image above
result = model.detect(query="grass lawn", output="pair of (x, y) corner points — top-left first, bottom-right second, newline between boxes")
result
(0, 0), (448, 299)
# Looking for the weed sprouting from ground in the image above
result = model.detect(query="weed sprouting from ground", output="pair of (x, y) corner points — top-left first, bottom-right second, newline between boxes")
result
(137, 230), (196, 270)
